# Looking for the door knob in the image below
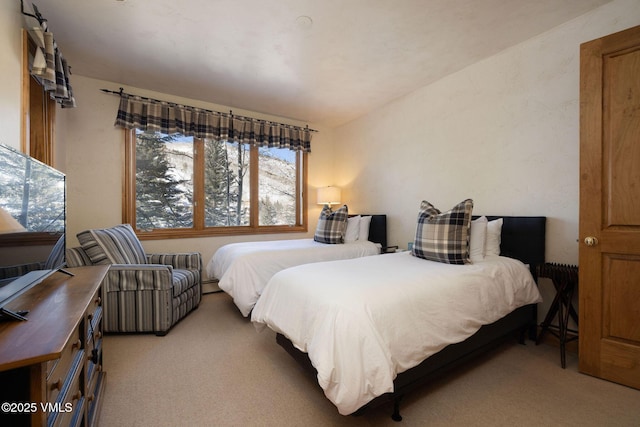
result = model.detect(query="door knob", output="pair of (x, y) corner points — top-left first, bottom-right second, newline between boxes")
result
(584, 236), (599, 246)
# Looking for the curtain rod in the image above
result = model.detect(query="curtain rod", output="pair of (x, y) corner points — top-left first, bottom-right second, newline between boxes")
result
(100, 88), (318, 133)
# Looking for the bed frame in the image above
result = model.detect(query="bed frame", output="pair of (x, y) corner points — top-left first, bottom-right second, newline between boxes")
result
(275, 215), (546, 421)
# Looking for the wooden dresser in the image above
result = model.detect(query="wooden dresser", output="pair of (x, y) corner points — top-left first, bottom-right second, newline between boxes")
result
(0, 266), (108, 427)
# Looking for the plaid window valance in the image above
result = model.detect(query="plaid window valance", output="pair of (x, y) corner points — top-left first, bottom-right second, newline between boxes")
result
(114, 94), (312, 152)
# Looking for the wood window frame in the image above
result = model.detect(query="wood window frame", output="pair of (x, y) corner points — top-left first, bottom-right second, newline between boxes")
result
(122, 129), (308, 240)
(21, 29), (56, 165)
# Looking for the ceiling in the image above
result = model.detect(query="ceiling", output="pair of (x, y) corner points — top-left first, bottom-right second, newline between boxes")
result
(25, 0), (610, 127)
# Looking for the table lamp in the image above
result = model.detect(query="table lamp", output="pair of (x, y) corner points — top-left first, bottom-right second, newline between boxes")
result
(317, 186), (341, 211)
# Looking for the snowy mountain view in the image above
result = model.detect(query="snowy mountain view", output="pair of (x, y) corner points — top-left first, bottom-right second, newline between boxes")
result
(135, 135), (297, 229)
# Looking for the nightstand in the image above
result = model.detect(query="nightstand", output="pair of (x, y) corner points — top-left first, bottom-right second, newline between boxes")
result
(536, 263), (579, 368)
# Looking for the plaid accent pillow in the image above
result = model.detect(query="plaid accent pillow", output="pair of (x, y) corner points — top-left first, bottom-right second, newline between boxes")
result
(412, 199), (474, 265)
(314, 205), (349, 244)
(77, 223), (147, 265)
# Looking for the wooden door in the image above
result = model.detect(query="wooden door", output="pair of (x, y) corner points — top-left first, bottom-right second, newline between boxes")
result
(579, 24), (640, 389)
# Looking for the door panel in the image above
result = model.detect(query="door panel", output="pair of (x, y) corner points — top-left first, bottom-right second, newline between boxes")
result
(604, 256), (640, 342)
(579, 24), (640, 389)
(605, 48), (640, 225)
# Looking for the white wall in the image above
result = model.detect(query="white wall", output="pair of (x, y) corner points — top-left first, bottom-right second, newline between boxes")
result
(0, 2), (24, 150)
(333, 0), (640, 266)
(59, 75), (334, 280)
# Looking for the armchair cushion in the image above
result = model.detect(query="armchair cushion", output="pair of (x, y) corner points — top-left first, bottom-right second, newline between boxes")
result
(147, 253), (202, 271)
(77, 224), (147, 265)
(171, 269), (201, 296)
(104, 264), (174, 292)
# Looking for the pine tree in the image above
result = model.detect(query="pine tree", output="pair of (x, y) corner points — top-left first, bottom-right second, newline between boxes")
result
(235, 142), (249, 225)
(204, 139), (234, 226)
(135, 132), (192, 229)
(259, 195), (279, 225)
(203, 139), (251, 226)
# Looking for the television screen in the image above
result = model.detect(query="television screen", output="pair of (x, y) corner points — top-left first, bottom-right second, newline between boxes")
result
(0, 143), (66, 320)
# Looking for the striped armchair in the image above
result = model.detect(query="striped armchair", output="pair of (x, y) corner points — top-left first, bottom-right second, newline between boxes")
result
(66, 224), (202, 336)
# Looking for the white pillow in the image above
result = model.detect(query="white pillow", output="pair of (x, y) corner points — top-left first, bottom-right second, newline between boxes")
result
(485, 218), (503, 257)
(469, 216), (488, 262)
(344, 215), (361, 243)
(358, 215), (372, 241)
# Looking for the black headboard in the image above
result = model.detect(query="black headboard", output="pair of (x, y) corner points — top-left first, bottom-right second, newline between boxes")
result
(368, 215), (387, 248)
(476, 216), (546, 278)
(350, 214), (387, 248)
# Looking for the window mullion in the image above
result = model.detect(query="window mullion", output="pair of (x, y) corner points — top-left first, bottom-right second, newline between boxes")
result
(249, 144), (259, 228)
(123, 129), (137, 227)
(297, 151), (307, 226)
(193, 139), (205, 230)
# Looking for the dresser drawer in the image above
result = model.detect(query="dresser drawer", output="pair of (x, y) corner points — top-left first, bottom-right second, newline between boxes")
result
(86, 306), (103, 346)
(47, 350), (85, 427)
(86, 296), (103, 392)
(86, 294), (103, 351)
(46, 325), (82, 403)
(86, 294), (103, 331)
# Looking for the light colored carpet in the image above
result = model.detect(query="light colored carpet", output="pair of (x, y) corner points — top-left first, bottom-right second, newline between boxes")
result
(99, 292), (640, 427)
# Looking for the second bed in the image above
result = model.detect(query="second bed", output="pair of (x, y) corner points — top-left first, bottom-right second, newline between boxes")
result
(206, 214), (387, 316)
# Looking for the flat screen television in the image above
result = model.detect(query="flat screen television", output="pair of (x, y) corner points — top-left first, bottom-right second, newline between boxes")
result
(0, 143), (67, 321)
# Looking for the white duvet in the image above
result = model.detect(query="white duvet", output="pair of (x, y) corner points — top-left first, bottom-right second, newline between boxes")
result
(206, 239), (380, 316)
(251, 252), (542, 415)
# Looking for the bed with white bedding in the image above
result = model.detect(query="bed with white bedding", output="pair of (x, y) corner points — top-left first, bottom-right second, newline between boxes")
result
(251, 215), (546, 419)
(206, 214), (387, 316)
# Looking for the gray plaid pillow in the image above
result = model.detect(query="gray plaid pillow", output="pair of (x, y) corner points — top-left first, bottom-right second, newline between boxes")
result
(412, 199), (474, 264)
(314, 205), (349, 244)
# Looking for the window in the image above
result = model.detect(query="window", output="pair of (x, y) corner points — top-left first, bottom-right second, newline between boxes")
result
(124, 130), (307, 239)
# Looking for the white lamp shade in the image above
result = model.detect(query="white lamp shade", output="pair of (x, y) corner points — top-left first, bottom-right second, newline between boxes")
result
(317, 186), (341, 205)
(0, 207), (26, 234)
